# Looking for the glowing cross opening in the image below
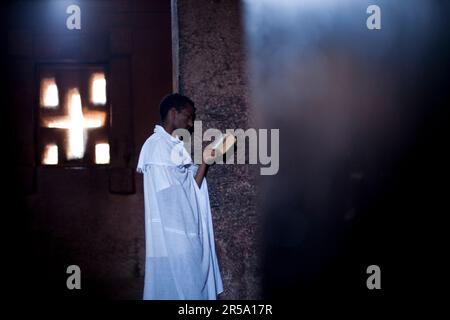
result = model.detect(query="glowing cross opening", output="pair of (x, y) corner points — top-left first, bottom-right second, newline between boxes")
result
(42, 88), (106, 160)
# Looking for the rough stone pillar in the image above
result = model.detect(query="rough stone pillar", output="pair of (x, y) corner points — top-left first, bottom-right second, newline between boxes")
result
(175, 0), (261, 299)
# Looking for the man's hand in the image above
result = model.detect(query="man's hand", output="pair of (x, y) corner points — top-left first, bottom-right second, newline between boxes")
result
(203, 148), (216, 165)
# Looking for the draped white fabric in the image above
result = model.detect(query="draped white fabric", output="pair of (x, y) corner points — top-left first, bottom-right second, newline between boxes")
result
(137, 125), (223, 300)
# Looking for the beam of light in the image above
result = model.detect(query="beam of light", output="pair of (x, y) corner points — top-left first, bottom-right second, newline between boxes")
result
(40, 78), (59, 108)
(42, 144), (58, 165)
(95, 143), (110, 164)
(90, 73), (107, 105)
(44, 88), (107, 160)
(243, 0), (346, 8)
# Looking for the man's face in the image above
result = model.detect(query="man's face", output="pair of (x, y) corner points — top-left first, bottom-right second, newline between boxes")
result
(173, 104), (195, 130)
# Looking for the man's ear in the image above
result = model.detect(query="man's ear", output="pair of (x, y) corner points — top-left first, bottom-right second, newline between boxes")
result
(168, 107), (176, 121)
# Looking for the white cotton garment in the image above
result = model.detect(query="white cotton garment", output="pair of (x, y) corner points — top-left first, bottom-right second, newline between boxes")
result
(137, 125), (223, 300)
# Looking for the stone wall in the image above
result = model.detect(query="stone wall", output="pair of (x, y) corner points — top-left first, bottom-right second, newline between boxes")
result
(176, 0), (261, 299)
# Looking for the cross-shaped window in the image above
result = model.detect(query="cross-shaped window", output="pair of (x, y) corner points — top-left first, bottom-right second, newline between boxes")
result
(38, 65), (110, 166)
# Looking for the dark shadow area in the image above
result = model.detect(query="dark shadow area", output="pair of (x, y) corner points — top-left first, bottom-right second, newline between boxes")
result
(249, 0), (450, 302)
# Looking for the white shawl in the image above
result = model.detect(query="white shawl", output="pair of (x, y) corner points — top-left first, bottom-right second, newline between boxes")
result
(137, 125), (223, 300)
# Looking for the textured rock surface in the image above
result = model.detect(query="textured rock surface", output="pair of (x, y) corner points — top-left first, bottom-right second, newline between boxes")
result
(177, 0), (262, 299)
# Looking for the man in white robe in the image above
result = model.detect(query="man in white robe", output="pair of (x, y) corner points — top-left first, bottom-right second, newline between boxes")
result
(137, 94), (223, 300)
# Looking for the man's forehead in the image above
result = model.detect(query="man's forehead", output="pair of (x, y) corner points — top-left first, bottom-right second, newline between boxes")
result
(181, 105), (195, 114)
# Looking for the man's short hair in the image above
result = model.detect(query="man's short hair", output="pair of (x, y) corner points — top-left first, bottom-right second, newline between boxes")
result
(159, 93), (195, 121)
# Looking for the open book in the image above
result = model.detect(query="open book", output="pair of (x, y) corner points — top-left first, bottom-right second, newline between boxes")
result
(204, 132), (236, 163)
